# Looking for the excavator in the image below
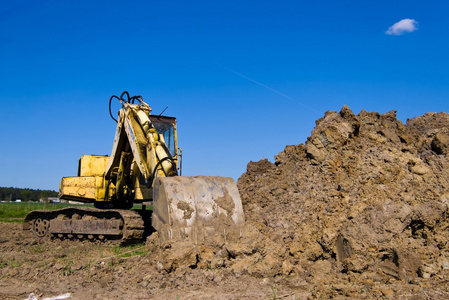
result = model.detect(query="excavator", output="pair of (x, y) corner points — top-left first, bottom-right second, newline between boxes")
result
(24, 92), (245, 244)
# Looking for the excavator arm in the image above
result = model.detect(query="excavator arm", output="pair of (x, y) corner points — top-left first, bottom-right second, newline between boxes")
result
(105, 99), (177, 183)
(59, 93), (179, 208)
(102, 96), (178, 207)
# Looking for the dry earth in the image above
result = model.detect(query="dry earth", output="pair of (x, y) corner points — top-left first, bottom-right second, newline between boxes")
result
(2, 106), (449, 299)
(0, 222), (281, 299)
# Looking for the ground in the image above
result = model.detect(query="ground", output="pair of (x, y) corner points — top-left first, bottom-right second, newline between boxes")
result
(0, 223), (294, 299)
(1, 221), (448, 299)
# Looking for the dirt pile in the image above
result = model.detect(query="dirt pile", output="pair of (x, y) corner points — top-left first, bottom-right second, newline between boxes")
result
(236, 106), (449, 294)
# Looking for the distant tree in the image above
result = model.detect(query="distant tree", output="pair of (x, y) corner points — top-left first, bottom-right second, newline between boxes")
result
(39, 190), (50, 202)
(20, 189), (32, 201)
(0, 187), (58, 202)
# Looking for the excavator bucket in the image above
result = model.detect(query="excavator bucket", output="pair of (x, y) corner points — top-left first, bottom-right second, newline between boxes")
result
(152, 176), (245, 245)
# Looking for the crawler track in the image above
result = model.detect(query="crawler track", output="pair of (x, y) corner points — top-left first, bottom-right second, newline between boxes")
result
(23, 207), (146, 244)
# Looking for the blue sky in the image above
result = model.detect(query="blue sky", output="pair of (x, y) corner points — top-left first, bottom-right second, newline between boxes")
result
(1, 0), (448, 190)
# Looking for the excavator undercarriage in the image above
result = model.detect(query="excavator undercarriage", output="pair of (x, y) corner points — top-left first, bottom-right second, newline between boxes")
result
(24, 207), (146, 243)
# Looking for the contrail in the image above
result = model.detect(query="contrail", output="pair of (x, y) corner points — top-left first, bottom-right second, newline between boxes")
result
(215, 63), (319, 113)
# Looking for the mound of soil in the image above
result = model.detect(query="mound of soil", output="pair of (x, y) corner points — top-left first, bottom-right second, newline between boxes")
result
(236, 106), (449, 297)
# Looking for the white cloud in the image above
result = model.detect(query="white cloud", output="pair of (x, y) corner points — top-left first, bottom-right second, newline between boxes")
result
(386, 18), (418, 35)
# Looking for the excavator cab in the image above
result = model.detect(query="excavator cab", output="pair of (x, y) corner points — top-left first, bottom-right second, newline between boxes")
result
(150, 116), (178, 159)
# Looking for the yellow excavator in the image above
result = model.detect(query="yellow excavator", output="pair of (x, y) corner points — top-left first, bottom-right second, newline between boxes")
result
(24, 92), (245, 244)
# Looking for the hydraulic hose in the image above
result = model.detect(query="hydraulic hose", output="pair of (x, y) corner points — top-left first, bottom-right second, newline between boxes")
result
(109, 91), (144, 123)
(147, 157), (178, 188)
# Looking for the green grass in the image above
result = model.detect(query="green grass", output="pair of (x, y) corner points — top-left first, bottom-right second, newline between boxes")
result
(132, 203), (153, 210)
(112, 243), (147, 258)
(0, 257), (22, 269)
(0, 202), (151, 223)
(0, 202), (92, 223)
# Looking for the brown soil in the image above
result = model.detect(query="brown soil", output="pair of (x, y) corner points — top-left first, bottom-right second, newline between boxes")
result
(0, 223), (275, 299)
(2, 106), (449, 299)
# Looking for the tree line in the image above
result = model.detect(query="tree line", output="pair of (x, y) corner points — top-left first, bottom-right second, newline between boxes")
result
(0, 187), (58, 202)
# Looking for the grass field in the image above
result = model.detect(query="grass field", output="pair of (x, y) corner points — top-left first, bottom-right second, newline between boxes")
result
(0, 202), (148, 223)
(0, 202), (93, 223)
